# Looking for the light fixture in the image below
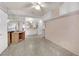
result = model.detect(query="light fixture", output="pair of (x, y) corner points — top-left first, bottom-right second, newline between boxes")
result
(28, 18), (33, 21)
(23, 24), (25, 28)
(37, 2), (42, 5)
(37, 2), (45, 7)
(33, 5), (41, 10)
(25, 18), (33, 21)
(26, 18), (34, 23)
(39, 20), (42, 23)
(32, 2), (45, 10)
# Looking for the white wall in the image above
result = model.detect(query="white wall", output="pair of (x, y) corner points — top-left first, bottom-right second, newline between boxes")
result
(42, 9), (59, 21)
(0, 9), (8, 54)
(60, 2), (79, 16)
(45, 12), (79, 55)
(42, 11), (54, 21)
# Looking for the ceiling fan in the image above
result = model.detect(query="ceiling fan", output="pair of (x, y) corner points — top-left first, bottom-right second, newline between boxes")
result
(31, 2), (45, 10)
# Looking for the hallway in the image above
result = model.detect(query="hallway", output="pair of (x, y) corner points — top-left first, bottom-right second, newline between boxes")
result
(0, 35), (76, 56)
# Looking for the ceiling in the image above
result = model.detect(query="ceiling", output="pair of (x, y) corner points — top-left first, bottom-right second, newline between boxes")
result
(0, 2), (63, 18)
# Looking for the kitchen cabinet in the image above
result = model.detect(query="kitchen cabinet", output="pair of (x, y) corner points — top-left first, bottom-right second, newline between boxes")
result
(8, 32), (25, 44)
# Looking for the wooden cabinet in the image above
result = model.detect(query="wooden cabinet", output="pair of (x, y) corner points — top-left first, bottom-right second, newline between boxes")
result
(8, 32), (13, 45)
(11, 32), (19, 44)
(8, 32), (10, 45)
(8, 32), (25, 44)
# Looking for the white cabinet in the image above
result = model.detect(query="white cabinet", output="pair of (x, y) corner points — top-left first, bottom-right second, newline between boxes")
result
(0, 9), (8, 54)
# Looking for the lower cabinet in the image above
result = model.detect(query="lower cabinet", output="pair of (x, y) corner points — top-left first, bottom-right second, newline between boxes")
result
(8, 32), (25, 45)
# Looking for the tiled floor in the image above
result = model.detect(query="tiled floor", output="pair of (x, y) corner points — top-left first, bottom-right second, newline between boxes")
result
(0, 35), (77, 56)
